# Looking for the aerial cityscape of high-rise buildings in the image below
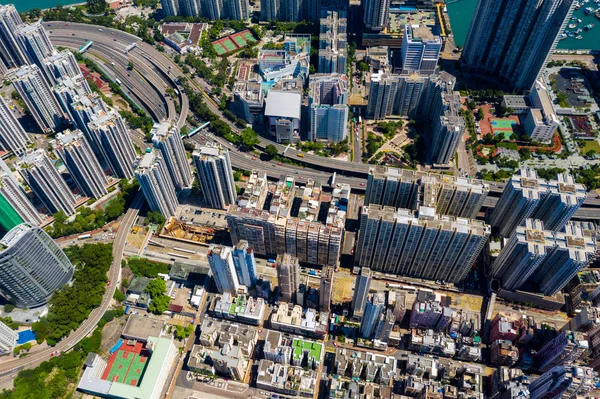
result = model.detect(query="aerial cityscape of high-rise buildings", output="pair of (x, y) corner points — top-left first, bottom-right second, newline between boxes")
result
(1, 0), (600, 397)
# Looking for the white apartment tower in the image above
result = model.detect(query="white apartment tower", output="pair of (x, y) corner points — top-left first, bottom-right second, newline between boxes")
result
(193, 143), (237, 210)
(88, 109), (136, 179)
(17, 21), (54, 68)
(0, 320), (18, 355)
(208, 245), (241, 294)
(152, 123), (193, 190)
(55, 130), (108, 199)
(135, 151), (179, 217)
(18, 149), (77, 216)
(12, 64), (68, 132)
(0, 5), (27, 69)
(0, 95), (29, 155)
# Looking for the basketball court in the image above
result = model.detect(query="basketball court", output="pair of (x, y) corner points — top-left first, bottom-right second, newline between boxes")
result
(491, 118), (518, 140)
(102, 342), (149, 386)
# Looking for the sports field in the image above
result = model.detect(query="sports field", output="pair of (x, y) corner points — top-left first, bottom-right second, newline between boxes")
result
(491, 118), (518, 140)
(233, 35), (247, 47)
(211, 30), (257, 56)
(222, 38), (236, 51)
(214, 43), (226, 55)
(103, 349), (149, 386)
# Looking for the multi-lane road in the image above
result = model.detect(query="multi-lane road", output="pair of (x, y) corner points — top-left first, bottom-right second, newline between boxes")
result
(46, 23), (600, 219)
(0, 192), (144, 376)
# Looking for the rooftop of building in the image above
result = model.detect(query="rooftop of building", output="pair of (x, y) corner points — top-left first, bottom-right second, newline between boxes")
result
(192, 141), (226, 159)
(264, 91), (302, 119)
(0, 223), (35, 247)
(169, 262), (208, 283)
(213, 292), (265, 319)
(405, 23), (440, 42)
(230, 174), (348, 229)
(159, 22), (207, 46)
(122, 314), (165, 342)
(77, 336), (174, 399)
(54, 129), (85, 148)
(387, 10), (438, 35)
(271, 303), (329, 333)
(292, 338), (323, 362)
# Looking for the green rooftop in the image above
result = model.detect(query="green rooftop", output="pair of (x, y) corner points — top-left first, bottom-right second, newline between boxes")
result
(228, 295), (246, 315)
(292, 338), (323, 362)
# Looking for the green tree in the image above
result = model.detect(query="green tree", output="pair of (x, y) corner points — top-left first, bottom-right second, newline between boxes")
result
(128, 258), (170, 277)
(477, 108), (485, 121)
(148, 294), (170, 314)
(174, 324), (194, 340)
(4, 304), (15, 313)
(358, 61), (369, 72)
(86, 0), (107, 13)
(145, 278), (166, 298)
(265, 144), (278, 159)
(239, 128), (259, 150)
(113, 290), (126, 301)
(146, 211), (165, 225)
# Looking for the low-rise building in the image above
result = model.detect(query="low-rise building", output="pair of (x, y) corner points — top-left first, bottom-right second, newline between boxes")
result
(490, 339), (519, 366)
(211, 293), (265, 325)
(77, 337), (177, 399)
(159, 23), (208, 53)
(270, 303), (329, 339)
(262, 330), (323, 369)
(334, 348), (396, 384)
(256, 359), (317, 397)
(188, 319), (258, 381)
(408, 329), (457, 358)
(122, 315), (165, 343)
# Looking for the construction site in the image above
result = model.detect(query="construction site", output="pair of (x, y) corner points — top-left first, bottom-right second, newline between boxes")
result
(160, 217), (229, 245)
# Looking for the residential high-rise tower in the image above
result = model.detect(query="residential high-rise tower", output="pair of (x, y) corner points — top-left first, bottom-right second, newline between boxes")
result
(135, 151), (178, 217)
(208, 244), (241, 294)
(0, 94), (29, 155)
(232, 240), (258, 288)
(351, 267), (372, 318)
(18, 149), (77, 216)
(0, 223), (74, 308)
(12, 64), (68, 132)
(193, 143), (237, 210)
(55, 130), (108, 199)
(363, 0), (391, 31)
(152, 123), (193, 190)
(276, 253), (300, 303)
(462, 0), (575, 90)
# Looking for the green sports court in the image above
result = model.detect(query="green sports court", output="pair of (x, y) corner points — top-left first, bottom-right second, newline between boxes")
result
(491, 118), (518, 140)
(211, 30), (257, 56)
(103, 349), (149, 386)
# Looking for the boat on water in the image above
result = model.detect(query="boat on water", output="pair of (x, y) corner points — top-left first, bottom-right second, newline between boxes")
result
(585, 6), (596, 14)
(559, 33), (568, 40)
(584, 23), (595, 29)
(576, 35), (583, 39)
(569, 23), (577, 28)
(568, 32), (576, 37)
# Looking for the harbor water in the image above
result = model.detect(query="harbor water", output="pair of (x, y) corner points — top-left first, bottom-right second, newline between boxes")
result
(447, 0), (599, 51)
